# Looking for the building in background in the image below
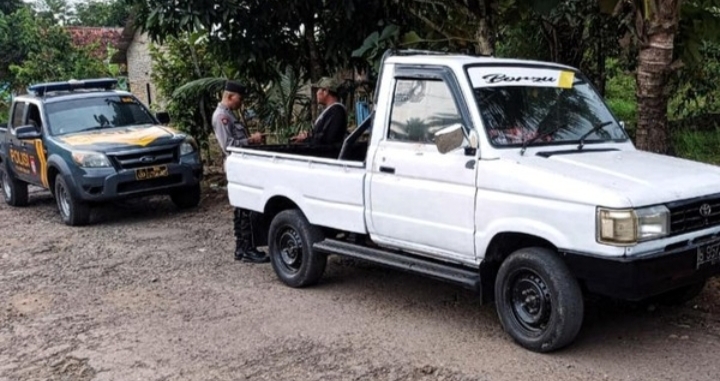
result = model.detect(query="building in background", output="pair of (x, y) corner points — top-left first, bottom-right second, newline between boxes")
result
(111, 18), (162, 108)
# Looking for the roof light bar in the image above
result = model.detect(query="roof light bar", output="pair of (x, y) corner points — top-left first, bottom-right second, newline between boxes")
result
(27, 78), (118, 96)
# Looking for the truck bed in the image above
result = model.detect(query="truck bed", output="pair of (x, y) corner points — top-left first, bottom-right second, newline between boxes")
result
(245, 140), (369, 162)
(225, 143), (368, 234)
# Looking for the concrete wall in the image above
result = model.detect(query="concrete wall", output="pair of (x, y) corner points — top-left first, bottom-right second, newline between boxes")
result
(126, 31), (164, 109)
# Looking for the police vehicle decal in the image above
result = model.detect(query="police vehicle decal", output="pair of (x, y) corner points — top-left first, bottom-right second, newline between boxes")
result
(60, 126), (178, 147)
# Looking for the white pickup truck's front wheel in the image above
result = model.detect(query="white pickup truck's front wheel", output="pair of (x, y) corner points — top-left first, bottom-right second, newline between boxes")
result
(495, 247), (584, 353)
(268, 209), (327, 288)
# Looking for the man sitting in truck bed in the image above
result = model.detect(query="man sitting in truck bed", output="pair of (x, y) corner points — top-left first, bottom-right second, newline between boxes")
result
(291, 77), (347, 145)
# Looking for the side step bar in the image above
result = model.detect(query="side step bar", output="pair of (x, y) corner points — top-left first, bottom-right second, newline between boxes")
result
(313, 239), (481, 291)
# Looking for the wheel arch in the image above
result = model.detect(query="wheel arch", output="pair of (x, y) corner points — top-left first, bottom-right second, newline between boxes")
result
(480, 232), (558, 303)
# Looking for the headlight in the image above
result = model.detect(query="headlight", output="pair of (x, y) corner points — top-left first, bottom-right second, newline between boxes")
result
(71, 151), (111, 168)
(597, 206), (669, 245)
(179, 139), (197, 155)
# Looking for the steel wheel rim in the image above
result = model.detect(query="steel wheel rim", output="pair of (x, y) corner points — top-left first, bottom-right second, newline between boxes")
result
(57, 183), (71, 218)
(276, 226), (303, 273)
(1, 171), (10, 200)
(508, 269), (552, 334)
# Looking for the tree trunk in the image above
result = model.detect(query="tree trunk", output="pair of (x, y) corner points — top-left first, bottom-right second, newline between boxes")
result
(304, 17), (323, 122)
(472, 0), (495, 56)
(474, 17), (494, 56)
(634, 1), (680, 154)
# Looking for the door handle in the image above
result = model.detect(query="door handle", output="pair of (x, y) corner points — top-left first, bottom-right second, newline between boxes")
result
(379, 166), (395, 174)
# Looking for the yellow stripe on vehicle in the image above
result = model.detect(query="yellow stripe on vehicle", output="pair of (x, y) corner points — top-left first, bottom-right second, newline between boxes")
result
(34, 139), (48, 188)
(60, 126), (173, 147)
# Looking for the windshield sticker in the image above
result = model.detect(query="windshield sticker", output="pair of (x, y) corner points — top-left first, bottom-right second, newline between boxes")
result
(120, 96), (135, 103)
(469, 67), (575, 89)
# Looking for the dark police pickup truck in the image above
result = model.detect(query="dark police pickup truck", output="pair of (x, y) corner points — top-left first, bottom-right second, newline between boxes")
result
(0, 78), (203, 226)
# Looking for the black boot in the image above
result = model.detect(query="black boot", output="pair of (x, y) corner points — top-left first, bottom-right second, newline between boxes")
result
(238, 247), (270, 263)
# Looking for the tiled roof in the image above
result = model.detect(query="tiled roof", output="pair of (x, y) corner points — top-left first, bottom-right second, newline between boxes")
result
(66, 26), (124, 59)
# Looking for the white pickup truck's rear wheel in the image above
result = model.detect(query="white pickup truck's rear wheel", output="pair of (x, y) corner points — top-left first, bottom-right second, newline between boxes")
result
(495, 247), (584, 353)
(268, 209), (327, 288)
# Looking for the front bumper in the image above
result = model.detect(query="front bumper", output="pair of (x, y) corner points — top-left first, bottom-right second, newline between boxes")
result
(563, 236), (720, 301)
(72, 161), (203, 202)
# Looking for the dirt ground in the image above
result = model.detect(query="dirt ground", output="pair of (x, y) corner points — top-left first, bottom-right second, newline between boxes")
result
(1, 187), (720, 381)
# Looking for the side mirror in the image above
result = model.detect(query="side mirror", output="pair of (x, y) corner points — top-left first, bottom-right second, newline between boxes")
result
(156, 111), (171, 124)
(15, 125), (42, 140)
(619, 121), (626, 130)
(434, 124), (465, 154)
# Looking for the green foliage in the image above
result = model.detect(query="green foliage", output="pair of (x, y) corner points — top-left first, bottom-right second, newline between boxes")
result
(669, 41), (720, 119)
(149, 36), (218, 154)
(0, 7), (39, 89)
(0, 90), (10, 124)
(1, 5), (110, 92)
(256, 66), (311, 136)
(10, 29), (109, 87)
(128, 0), (405, 84)
(0, 0), (23, 15)
(604, 58), (637, 129)
(73, 0), (129, 27)
(33, 0), (73, 25)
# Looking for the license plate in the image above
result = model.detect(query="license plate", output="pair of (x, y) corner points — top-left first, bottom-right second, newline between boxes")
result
(697, 241), (720, 269)
(135, 165), (169, 180)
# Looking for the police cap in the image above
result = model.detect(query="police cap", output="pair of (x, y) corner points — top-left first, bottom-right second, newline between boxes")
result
(224, 80), (247, 95)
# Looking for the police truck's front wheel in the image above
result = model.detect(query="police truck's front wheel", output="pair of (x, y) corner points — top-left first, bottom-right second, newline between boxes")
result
(268, 209), (327, 288)
(1, 166), (29, 207)
(54, 174), (91, 226)
(495, 247), (584, 353)
(170, 183), (201, 209)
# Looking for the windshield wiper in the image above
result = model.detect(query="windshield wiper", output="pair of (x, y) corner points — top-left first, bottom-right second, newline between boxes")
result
(576, 121), (614, 150)
(520, 125), (564, 156)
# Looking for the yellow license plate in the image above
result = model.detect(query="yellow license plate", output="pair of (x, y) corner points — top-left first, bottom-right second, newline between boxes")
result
(135, 165), (169, 180)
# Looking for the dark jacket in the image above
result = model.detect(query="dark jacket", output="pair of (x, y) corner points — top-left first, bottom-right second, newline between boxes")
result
(311, 103), (347, 145)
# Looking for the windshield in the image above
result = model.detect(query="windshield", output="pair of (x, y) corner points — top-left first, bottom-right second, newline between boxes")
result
(467, 66), (628, 147)
(45, 95), (156, 136)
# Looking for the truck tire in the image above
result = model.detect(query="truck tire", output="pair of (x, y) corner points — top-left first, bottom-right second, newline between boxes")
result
(54, 174), (91, 226)
(170, 183), (201, 209)
(268, 209), (327, 288)
(1, 166), (29, 207)
(495, 247), (584, 353)
(647, 280), (706, 306)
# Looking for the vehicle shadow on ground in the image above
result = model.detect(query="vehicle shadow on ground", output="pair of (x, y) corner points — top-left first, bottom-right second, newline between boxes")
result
(316, 257), (717, 355)
(22, 188), (198, 226)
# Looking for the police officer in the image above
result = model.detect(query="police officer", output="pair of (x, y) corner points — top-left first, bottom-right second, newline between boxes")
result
(212, 80), (269, 263)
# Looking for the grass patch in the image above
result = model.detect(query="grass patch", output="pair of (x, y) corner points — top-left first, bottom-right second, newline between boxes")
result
(673, 128), (720, 165)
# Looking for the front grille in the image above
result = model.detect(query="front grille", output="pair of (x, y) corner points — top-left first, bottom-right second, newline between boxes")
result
(117, 174), (183, 194)
(109, 145), (178, 170)
(668, 194), (720, 235)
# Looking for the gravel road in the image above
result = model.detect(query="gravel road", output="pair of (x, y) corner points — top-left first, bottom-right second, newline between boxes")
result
(1, 188), (719, 381)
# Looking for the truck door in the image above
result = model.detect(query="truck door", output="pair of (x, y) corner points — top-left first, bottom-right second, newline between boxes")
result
(7, 101), (45, 186)
(368, 66), (478, 263)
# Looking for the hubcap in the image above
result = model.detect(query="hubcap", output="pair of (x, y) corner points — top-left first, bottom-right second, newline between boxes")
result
(509, 270), (552, 333)
(1, 171), (10, 200)
(57, 183), (71, 218)
(276, 227), (303, 273)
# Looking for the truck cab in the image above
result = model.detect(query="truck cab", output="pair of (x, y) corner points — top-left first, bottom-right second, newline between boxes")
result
(0, 78), (203, 225)
(224, 50), (720, 352)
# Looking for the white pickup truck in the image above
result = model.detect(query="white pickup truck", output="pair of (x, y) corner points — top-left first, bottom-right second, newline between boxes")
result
(225, 50), (720, 352)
